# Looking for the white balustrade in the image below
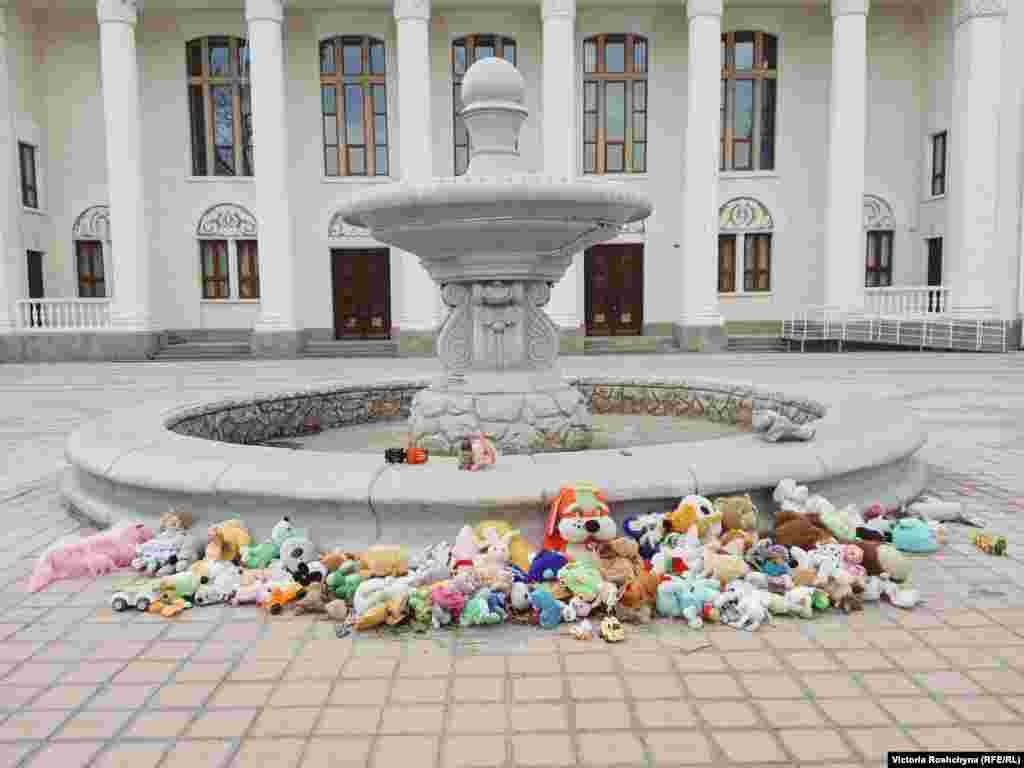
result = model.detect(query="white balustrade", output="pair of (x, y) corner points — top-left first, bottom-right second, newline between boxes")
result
(863, 285), (950, 315)
(16, 299), (112, 331)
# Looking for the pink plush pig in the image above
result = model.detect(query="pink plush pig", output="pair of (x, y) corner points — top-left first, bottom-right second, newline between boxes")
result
(28, 522), (153, 593)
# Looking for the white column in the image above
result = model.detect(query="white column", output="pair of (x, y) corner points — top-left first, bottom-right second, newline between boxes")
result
(948, 0), (1008, 316)
(394, 0), (438, 343)
(676, 0), (725, 350)
(822, 0), (869, 312)
(541, 0), (580, 334)
(247, 0), (300, 346)
(0, 3), (20, 333)
(97, 0), (151, 330)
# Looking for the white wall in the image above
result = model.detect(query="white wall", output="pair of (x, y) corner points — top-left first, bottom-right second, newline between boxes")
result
(17, 1), (1018, 333)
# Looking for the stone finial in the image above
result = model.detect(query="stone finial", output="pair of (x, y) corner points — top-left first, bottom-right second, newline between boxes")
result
(831, 0), (870, 17)
(460, 57), (528, 176)
(245, 0), (285, 24)
(541, 0), (575, 21)
(956, 0), (1007, 26)
(394, 0), (430, 21)
(686, 0), (723, 20)
(97, 0), (140, 25)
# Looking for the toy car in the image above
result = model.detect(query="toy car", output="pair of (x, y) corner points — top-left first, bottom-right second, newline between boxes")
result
(110, 591), (155, 613)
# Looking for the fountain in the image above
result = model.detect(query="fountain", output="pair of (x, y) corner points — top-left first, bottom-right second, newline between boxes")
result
(339, 57), (652, 454)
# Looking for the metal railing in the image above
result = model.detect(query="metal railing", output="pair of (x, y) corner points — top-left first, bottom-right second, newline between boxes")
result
(782, 303), (1007, 353)
(15, 299), (112, 331)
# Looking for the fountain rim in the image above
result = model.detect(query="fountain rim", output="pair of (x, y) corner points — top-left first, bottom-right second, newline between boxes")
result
(60, 373), (927, 547)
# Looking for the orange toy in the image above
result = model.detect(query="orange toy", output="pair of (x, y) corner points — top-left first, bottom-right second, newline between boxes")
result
(543, 483), (613, 555)
(265, 584), (307, 615)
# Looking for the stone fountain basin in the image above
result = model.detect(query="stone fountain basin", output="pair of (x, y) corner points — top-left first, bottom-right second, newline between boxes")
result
(339, 176), (652, 283)
(60, 376), (928, 550)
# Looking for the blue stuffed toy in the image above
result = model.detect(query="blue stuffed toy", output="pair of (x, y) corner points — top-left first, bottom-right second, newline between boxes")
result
(892, 518), (938, 553)
(528, 550), (568, 583)
(528, 588), (565, 629)
(486, 590), (508, 621)
(460, 588), (505, 626)
(623, 515), (660, 560)
(655, 574), (721, 618)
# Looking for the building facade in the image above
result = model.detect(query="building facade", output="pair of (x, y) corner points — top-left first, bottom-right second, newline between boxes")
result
(0, 0), (1021, 360)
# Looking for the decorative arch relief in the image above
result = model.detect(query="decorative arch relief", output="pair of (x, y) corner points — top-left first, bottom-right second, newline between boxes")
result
(863, 194), (895, 230)
(618, 218), (647, 235)
(72, 205), (111, 241)
(719, 197), (774, 232)
(196, 203), (257, 238)
(328, 212), (372, 240)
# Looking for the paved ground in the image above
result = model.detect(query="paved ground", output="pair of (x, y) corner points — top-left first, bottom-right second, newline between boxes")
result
(1, 352), (1024, 768)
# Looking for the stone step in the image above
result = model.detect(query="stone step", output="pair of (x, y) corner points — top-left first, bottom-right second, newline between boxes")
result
(726, 335), (788, 352)
(152, 342), (252, 360)
(163, 329), (252, 345)
(583, 336), (678, 355)
(302, 340), (398, 358)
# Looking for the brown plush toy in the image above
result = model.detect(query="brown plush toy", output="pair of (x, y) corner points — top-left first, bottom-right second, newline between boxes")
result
(614, 570), (658, 624)
(773, 511), (837, 551)
(598, 537), (643, 585)
(716, 495), (758, 532)
(845, 539), (910, 581)
(321, 550), (360, 574)
(293, 584), (330, 615)
(359, 546), (409, 578)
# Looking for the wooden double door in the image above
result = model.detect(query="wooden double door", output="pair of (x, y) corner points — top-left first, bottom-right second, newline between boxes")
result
(584, 243), (644, 336)
(331, 248), (391, 339)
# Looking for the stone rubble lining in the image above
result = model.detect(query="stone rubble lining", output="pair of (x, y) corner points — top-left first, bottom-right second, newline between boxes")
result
(61, 375), (923, 551)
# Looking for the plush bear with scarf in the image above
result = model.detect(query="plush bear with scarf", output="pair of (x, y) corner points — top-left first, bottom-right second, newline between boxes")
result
(543, 483), (617, 567)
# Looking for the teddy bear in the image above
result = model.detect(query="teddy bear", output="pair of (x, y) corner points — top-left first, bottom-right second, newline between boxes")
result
(614, 579), (655, 624)
(596, 537), (643, 585)
(714, 580), (770, 631)
(773, 511), (837, 551)
(702, 546), (751, 587)
(849, 539), (910, 581)
(543, 483), (617, 566)
(664, 495), (722, 542)
(773, 478), (810, 512)
(719, 529), (757, 556)
(203, 519), (250, 564)
(790, 544), (844, 586)
(359, 545), (409, 579)
(715, 495), (758, 532)
(473, 529), (516, 589)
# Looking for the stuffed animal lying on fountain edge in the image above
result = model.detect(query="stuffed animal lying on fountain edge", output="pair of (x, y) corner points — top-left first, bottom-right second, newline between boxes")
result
(543, 483), (617, 566)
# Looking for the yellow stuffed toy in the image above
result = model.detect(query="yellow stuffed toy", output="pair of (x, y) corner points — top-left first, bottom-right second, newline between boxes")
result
(664, 495), (722, 541)
(205, 519), (251, 563)
(474, 520), (532, 572)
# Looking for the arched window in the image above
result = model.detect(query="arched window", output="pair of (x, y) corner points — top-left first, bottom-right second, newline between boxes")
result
(320, 36), (389, 177)
(186, 37), (253, 177)
(720, 31), (777, 172)
(72, 205), (110, 298)
(582, 34), (648, 175)
(196, 204), (260, 300)
(452, 34), (517, 175)
(863, 194), (895, 288)
(718, 197), (774, 293)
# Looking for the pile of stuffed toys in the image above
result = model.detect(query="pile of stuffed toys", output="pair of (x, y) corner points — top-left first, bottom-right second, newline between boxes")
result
(29, 475), (956, 637)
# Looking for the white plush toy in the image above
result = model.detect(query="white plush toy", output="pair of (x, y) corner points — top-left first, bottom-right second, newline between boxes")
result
(790, 544), (844, 586)
(773, 478), (809, 512)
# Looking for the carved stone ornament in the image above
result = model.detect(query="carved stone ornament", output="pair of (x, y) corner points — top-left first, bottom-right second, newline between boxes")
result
(619, 219), (647, 235)
(72, 205), (111, 242)
(524, 282), (558, 369)
(863, 194), (895, 231)
(196, 204), (258, 238)
(687, 0), (723, 20)
(437, 284), (472, 372)
(328, 212), (371, 240)
(97, 0), (140, 26)
(394, 0), (430, 22)
(957, 0), (1007, 26)
(830, 0), (869, 18)
(245, 0), (285, 24)
(719, 197), (774, 232)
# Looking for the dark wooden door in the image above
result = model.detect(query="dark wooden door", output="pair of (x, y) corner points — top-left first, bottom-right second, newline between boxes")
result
(26, 251), (44, 299)
(331, 248), (391, 339)
(584, 243), (644, 336)
(927, 238), (943, 286)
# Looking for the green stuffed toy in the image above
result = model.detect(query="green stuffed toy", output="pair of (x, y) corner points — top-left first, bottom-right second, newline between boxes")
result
(459, 589), (503, 627)
(407, 587), (433, 629)
(327, 568), (362, 602)
(557, 561), (603, 601)
(240, 516), (296, 569)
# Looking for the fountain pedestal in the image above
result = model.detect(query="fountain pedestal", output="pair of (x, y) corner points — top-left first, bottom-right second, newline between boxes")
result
(410, 280), (591, 454)
(339, 56), (651, 456)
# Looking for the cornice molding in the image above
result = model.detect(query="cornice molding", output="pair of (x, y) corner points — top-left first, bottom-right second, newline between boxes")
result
(957, 0), (1007, 26)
